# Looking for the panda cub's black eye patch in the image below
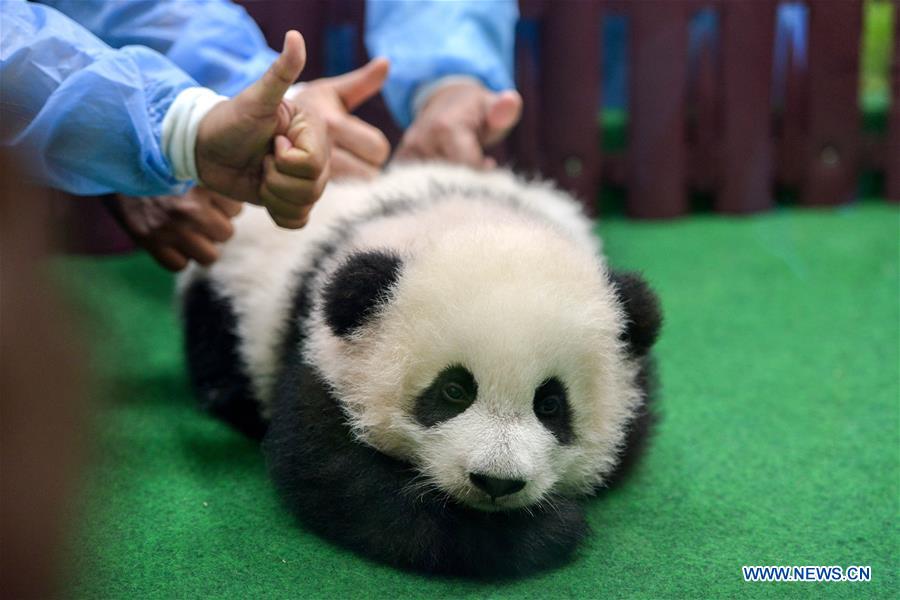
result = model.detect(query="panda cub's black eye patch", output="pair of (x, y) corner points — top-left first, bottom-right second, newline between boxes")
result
(534, 377), (574, 444)
(413, 365), (478, 427)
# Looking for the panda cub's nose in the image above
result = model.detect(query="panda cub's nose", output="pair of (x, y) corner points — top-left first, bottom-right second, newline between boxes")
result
(469, 473), (526, 498)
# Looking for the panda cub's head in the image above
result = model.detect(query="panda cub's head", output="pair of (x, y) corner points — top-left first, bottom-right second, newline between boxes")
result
(308, 221), (660, 512)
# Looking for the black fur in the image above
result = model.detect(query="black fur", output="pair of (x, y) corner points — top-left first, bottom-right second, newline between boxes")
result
(533, 377), (574, 445)
(182, 279), (266, 439)
(602, 356), (659, 487)
(263, 351), (589, 578)
(323, 250), (403, 337)
(609, 271), (663, 356)
(413, 365), (479, 427)
(601, 271), (663, 485)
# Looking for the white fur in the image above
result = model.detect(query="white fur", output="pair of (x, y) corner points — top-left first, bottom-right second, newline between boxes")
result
(179, 163), (643, 509)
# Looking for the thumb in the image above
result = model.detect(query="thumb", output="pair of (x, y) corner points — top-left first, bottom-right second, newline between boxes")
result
(330, 58), (390, 111)
(239, 30), (307, 114)
(482, 90), (522, 146)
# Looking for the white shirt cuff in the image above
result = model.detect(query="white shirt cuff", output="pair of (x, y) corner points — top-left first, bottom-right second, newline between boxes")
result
(161, 87), (228, 184)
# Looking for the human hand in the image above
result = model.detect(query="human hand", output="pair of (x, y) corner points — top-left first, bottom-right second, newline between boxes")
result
(106, 187), (242, 272)
(289, 59), (390, 180)
(395, 79), (522, 169)
(195, 31), (328, 229)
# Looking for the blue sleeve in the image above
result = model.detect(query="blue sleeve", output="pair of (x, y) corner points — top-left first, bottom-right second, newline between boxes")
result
(365, 0), (518, 127)
(40, 0), (278, 97)
(1, 0), (196, 196)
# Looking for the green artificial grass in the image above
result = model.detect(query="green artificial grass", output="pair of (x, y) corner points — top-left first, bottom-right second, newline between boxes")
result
(57, 202), (898, 599)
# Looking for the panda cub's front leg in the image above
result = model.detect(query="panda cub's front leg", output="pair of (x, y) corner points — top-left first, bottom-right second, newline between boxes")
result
(182, 277), (266, 439)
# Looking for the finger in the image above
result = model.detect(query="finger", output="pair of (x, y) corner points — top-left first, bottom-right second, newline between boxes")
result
(209, 194), (243, 218)
(270, 214), (308, 229)
(482, 90), (522, 147)
(394, 144), (433, 163)
(259, 169), (315, 220)
(330, 58), (390, 111)
(189, 207), (235, 243)
(395, 129), (439, 163)
(147, 245), (189, 272)
(482, 156), (497, 170)
(331, 114), (390, 166)
(259, 185), (310, 229)
(191, 187), (243, 217)
(264, 154), (324, 205)
(166, 193), (228, 244)
(262, 168), (321, 207)
(274, 131), (327, 180)
(239, 30), (307, 113)
(330, 147), (380, 180)
(172, 227), (220, 267)
(176, 192), (236, 243)
(438, 129), (484, 168)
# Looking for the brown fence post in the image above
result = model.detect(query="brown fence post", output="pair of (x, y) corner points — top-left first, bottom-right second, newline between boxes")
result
(801, 0), (863, 206)
(718, 0), (776, 213)
(628, 1), (690, 218)
(508, 0), (546, 177)
(538, 0), (602, 214)
(777, 25), (807, 189)
(237, 1), (328, 80)
(886, 1), (900, 202)
(689, 6), (719, 194)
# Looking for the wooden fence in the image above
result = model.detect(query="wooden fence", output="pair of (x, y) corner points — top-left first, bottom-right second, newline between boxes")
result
(243, 0), (899, 218)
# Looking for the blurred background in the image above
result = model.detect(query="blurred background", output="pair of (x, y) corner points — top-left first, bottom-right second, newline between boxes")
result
(57, 0), (898, 253)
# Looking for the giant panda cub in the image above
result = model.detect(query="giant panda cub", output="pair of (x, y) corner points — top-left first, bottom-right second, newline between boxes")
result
(178, 163), (662, 577)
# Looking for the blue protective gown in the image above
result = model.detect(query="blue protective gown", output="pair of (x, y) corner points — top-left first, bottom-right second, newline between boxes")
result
(40, 0), (278, 97)
(1, 0), (198, 195)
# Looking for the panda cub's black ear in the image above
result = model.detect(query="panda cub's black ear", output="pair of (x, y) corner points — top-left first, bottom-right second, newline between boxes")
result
(323, 250), (404, 337)
(609, 270), (663, 356)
